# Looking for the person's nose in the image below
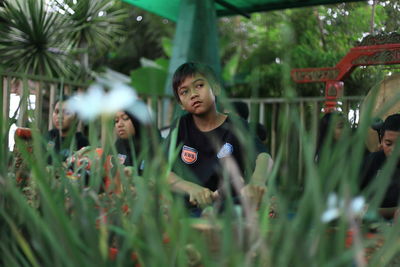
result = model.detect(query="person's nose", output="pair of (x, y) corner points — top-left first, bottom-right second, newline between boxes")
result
(189, 87), (199, 99)
(116, 120), (124, 128)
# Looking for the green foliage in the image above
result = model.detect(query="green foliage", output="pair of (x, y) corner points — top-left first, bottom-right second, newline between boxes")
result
(2, 88), (400, 266)
(218, 1), (400, 98)
(130, 58), (168, 95)
(54, 0), (127, 53)
(161, 37), (173, 58)
(98, 6), (174, 76)
(0, 0), (134, 79)
(0, 0), (77, 77)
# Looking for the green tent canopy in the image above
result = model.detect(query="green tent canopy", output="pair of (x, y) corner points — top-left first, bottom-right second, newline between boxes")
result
(123, 0), (365, 21)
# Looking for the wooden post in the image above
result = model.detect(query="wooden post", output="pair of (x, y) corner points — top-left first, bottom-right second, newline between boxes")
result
(2, 76), (9, 126)
(1, 75), (10, 156)
(48, 84), (56, 130)
(259, 102), (265, 125)
(298, 101), (305, 181)
(17, 77), (29, 127)
(34, 81), (42, 130)
(271, 103), (277, 159)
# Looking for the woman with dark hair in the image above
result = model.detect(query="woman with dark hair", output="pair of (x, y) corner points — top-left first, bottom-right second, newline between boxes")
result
(315, 112), (345, 162)
(114, 110), (143, 167)
(114, 110), (159, 175)
(48, 96), (89, 161)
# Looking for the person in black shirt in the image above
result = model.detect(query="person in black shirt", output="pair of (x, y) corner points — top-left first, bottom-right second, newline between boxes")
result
(167, 62), (273, 210)
(314, 112), (345, 162)
(361, 114), (400, 218)
(114, 110), (142, 167)
(47, 96), (89, 161)
(114, 110), (160, 175)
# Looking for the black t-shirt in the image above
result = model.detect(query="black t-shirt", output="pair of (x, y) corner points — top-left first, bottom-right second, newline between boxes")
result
(115, 128), (161, 173)
(360, 150), (400, 208)
(115, 138), (136, 167)
(47, 129), (89, 161)
(170, 113), (268, 193)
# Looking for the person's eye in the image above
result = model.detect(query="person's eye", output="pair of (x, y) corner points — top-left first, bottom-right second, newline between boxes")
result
(180, 89), (188, 96)
(196, 83), (204, 89)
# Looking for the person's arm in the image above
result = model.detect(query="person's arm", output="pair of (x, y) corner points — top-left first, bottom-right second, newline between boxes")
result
(249, 152), (273, 185)
(167, 171), (216, 206)
(241, 152), (273, 207)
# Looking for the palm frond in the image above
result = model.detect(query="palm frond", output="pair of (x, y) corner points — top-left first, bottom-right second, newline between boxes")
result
(54, 0), (127, 53)
(0, 0), (78, 78)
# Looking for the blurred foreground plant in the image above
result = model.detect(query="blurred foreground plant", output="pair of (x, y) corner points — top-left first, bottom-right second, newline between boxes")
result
(1, 74), (400, 267)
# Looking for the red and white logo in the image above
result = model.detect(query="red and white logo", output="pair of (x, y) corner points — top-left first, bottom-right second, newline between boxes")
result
(181, 145), (198, 164)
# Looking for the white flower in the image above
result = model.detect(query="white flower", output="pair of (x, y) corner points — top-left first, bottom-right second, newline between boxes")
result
(66, 70), (153, 123)
(321, 193), (365, 223)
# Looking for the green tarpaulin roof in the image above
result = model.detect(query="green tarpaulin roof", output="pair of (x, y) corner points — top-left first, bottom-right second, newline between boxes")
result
(123, 0), (365, 21)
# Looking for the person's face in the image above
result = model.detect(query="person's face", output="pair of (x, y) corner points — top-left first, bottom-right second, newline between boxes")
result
(114, 111), (135, 139)
(381, 130), (400, 157)
(334, 120), (344, 142)
(176, 74), (216, 115)
(52, 101), (75, 131)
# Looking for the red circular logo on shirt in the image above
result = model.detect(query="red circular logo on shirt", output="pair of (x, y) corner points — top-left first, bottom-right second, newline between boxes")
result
(181, 145), (198, 164)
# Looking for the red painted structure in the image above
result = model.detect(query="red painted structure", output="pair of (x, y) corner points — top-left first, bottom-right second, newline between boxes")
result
(291, 33), (400, 112)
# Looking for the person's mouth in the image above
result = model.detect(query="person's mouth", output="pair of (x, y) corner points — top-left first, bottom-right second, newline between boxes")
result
(192, 101), (202, 107)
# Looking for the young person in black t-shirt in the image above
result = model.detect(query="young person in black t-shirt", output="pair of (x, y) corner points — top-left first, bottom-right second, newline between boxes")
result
(361, 114), (400, 219)
(47, 96), (89, 161)
(167, 62), (273, 210)
(114, 110), (143, 167)
(114, 110), (159, 174)
(314, 112), (346, 162)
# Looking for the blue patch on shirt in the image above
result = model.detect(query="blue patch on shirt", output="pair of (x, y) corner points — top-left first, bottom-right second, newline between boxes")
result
(217, 143), (233, 159)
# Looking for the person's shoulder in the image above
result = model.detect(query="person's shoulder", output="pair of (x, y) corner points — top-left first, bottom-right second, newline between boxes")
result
(47, 128), (58, 139)
(75, 132), (89, 146)
(225, 113), (248, 127)
(75, 131), (87, 140)
(363, 150), (386, 170)
(170, 112), (191, 128)
(180, 113), (192, 122)
(367, 150), (385, 162)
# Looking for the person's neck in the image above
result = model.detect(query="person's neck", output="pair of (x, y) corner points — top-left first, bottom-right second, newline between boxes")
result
(192, 109), (227, 132)
(59, 129), (70, 137)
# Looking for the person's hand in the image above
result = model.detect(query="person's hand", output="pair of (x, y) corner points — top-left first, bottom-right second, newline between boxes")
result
(187, 184), (216, 207)
(240, 183), (267, 208)
(124, 166), (134, 177)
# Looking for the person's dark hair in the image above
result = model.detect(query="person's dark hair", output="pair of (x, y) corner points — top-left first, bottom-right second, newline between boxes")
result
(124, 110), (143, 140)
(315, 112), (344, 160)
(232, 101), (249, 120)
(115, 110), (160, 167)
(381, 114), (400, 138)
(54, 95), (71, 107)
(172, 62), (220, 103)
(114, 111), (144, 166)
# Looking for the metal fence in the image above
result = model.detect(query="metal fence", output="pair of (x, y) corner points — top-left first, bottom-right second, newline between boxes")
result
(2, 73), (364, 162)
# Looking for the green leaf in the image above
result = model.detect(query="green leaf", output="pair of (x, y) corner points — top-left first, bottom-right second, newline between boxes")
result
(130, 66), (167, 95)
(161, 36), (172, 58)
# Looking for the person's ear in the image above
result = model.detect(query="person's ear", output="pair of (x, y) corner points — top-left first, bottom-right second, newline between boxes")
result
(211, 83), (221, 96)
